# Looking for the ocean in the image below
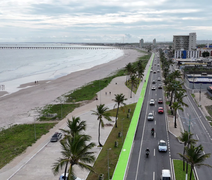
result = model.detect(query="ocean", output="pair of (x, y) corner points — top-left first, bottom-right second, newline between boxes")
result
(0, 43), (124, 95)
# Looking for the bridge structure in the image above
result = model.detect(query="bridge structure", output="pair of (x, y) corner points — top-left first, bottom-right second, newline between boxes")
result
(0, 46), (133, 50)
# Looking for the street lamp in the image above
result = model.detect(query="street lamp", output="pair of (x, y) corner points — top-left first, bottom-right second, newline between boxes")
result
(199, 83), (202, 105)
(107, 148), (111, 180)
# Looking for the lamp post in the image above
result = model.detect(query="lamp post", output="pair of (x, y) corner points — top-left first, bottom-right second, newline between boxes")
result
(199, 83), (202, 105)
(107, 148), (111, 180)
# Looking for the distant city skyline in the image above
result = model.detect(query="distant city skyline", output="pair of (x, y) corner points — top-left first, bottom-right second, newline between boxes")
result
(1, 0), (212, 43)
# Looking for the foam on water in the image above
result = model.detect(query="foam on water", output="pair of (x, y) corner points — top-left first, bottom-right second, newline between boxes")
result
(0, 43), (124, 95)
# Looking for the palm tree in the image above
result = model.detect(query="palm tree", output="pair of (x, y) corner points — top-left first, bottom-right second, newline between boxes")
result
(171, 102), (183, 128)
(178, 131), (197, 171)
(52, 134), (95, 180)
(91, 104), (112, 147)
(112, 93), (127, 128)
(179, 144), (212, 180)
(129, 74), (138, 98)
(60, 116), (86, 138)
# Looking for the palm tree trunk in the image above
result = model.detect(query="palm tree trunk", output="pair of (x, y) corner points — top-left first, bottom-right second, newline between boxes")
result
(64, 161), (68, 179)
(130, 84), (133, 98)
(189, 166), (193, 180)
(169, 90), (174, 106)
(98, 120), (102, 147)
(183, 148), (185, 171)
(115, 105), (120, 128)
(174, 110), (177, 128)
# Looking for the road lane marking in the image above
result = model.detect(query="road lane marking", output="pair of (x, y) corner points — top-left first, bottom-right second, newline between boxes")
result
(196, 134), (199, 140)
(153, 172), (155, 180)
(154, 149), (155, 156)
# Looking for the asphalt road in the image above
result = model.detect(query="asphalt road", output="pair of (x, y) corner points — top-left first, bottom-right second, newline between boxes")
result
(126, 55), (171, 180)
(170, 62), (212, 180)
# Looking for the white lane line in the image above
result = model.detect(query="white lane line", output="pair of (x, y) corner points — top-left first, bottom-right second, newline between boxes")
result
(196, 134), (199, 140)
(187, 113), (189, 117)
(153, 171), (155, 180)
(154, 149), (155, 156)
(155, 121), (156, 125)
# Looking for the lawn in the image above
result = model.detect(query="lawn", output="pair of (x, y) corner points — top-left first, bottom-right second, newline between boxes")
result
(86, 103), (136, 180)
(173, 159), (195, 180)
(0, 123), (56, 169)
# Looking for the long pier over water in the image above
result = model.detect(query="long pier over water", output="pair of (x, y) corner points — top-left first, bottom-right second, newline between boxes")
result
(0, 46), (133, 50)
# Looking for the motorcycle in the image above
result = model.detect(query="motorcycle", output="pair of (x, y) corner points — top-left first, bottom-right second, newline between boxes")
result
(146, 151), (149, 158)
(151, 130), (154, 136)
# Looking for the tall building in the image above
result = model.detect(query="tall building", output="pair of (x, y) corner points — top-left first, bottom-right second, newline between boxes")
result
(139, 39), (144, 48)
(153, 39), (156, 46)
(173, 32), (196, 51)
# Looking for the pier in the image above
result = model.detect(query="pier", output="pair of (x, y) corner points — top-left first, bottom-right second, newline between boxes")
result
(0, 46), (133, 50)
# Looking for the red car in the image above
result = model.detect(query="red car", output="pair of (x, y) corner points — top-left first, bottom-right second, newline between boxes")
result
(158, 107), (164, 114)
(158, 98), (163, 104)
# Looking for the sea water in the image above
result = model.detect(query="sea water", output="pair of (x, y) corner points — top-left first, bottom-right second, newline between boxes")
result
(0, 43), (124, 95)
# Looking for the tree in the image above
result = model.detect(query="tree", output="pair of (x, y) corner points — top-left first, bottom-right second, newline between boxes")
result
(171, 102), (183, 128)
(52, 134), (95, 180)
(129, 74), (138, 98)
(112, 93), (127, 128)
(60, 116), (86, 139)
(202, 51), (209, 57)
(179, 144), (212, 180)
(91, 104), (112, 147)
(178, 131), (197, 171)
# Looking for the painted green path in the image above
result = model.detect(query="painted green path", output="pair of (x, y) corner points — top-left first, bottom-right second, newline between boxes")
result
(112, 53), (155, 180)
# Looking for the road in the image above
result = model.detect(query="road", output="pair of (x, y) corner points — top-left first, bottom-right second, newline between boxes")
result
(126, 55), (172, 180)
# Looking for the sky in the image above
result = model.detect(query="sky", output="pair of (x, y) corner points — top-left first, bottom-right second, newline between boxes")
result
(1, 0), (212, 43)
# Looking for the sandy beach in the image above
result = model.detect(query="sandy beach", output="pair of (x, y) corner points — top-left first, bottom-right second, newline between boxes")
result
(0, 49), (145, 129)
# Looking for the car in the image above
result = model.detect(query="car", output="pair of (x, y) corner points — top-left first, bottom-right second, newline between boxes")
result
(153, 71), (156, 74)
(158, 107), (164, 114)
(158, 98), (163, 104)
(50, 132), (62, 142)
(59, 173), (82, 180)
(152, 86), (156, 90)
(161, 169), (171, 180)
(147, 112), (154, 121)
(157, 69), (160, 73)
(158, 140), (167, 152)
(158, 77), (161, 81)
(157, 64), (160, 67)
(152, 80), (156, 84)
(150, 99), (155, 105)
(158, 84), (162, 89)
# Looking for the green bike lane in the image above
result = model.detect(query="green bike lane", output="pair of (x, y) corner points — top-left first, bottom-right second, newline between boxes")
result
(112, 53), (155, 180)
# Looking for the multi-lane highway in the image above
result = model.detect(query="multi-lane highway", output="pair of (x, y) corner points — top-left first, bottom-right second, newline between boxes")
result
(126, 55), (172, 180)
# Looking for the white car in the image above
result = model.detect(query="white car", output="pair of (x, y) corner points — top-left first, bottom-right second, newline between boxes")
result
(59, 173), (82, 180)
(158, 140), (167, 152)
(151, 86), (156, 90)
(147, 113), (154, 121)
(150, 99), (155, 105)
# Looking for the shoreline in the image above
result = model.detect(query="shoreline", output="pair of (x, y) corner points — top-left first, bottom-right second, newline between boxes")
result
(0, 49), (145, 129)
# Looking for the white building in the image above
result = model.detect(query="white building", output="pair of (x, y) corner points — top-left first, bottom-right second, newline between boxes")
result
(153, 39), (156, 46)
(173, 32), (196, 51)
(139, 39), (144, 48)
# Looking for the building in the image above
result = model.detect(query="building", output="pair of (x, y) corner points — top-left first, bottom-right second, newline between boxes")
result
(173, 32), (196, 51)
(153, 39), (156, 46)
(139, 39), (144, 48)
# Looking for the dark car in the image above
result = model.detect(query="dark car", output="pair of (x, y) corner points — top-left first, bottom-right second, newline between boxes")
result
(158, 98), (163, 104)
(158, 84), (162, 89)
(50, 132), (62, 142)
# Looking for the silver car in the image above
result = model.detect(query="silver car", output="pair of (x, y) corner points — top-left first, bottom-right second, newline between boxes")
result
(147, 113), (154, 121)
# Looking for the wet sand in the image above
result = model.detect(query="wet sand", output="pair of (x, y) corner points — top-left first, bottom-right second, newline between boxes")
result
(0, 49), (145, 129)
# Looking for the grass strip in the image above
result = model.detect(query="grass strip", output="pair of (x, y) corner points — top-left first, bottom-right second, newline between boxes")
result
(86, 103), (136, 180)
(173, 159), (195, 180)
(39, 103), (80, 121)
(0, 123), (56, 169)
